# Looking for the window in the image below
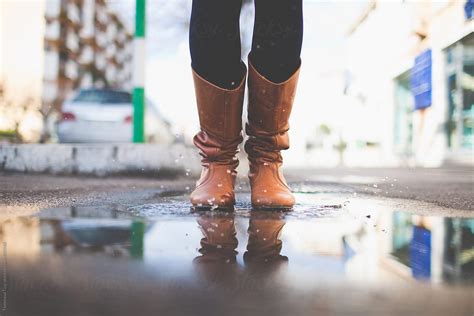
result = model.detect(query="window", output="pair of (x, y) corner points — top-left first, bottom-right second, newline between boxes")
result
(73, 89), (132, 104)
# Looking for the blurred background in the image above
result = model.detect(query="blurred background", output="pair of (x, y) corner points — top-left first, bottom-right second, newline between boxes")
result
(1, 0), (473, 168)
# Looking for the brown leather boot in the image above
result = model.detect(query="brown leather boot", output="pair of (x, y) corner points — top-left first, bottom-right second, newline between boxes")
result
(190, 64), (246, 210)
(245, 58), (300, 210)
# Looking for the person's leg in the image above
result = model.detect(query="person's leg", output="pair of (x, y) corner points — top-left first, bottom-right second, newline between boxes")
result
(189, 0), (243, 89)
(245, 0), (303, 210)
(189, 0), (247, 210)
(251, 0), (303, 83)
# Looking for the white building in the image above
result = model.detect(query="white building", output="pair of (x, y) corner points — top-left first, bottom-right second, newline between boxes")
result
(346, 0), (474, 167)
(43, 0), (133, 115)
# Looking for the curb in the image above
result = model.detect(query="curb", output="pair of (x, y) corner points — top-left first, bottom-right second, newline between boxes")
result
(0, 143), (201, 176)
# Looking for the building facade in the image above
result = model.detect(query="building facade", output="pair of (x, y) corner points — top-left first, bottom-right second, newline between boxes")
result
(43, 0), (133, 115)
(346, 0), (473, 166)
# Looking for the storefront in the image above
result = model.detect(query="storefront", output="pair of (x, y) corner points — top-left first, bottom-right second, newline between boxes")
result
(445, 34), (474, 156)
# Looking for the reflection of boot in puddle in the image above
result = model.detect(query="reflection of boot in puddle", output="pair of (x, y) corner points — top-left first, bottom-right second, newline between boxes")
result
(244, 212), (288, 270)
(193, 213), (238, 264)
(193, 213), (239, 287)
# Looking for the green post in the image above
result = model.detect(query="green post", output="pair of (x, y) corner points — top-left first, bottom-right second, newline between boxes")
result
(130, 220), (145, 259)
(133, 0), (146, 143)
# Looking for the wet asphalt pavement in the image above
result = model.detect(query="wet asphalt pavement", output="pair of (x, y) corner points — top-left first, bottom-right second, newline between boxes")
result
(0, 167), (473, 315)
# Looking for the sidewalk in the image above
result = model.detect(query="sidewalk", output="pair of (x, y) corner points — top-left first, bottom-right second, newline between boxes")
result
(0, 143), (201, 176)
(287, 167), (474, 211)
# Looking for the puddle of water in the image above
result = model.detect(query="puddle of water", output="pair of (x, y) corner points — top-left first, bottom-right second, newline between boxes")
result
(1, 192), (473, 315)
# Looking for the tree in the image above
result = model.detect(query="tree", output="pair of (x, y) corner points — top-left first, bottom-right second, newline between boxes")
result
(0, 81), (41, 143)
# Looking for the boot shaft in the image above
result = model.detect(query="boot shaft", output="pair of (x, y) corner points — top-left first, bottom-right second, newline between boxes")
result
(245, 58), (301, 163)
(192, 64), (246, 164)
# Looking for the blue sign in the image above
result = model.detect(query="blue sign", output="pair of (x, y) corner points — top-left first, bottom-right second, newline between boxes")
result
(410, 226), (431, 279)
(411, 49), (432, 110)
(465, 0), (474, 20)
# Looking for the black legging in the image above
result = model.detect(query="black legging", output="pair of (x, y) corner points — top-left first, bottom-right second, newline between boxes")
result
(189, 0), (303, 89)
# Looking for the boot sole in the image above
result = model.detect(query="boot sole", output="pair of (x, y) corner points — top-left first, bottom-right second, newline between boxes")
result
(191, 205), (235, 212)
(251, 205), (293, 212)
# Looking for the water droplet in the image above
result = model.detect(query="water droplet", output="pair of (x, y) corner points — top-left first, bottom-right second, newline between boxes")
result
(373, 184), (378, 188)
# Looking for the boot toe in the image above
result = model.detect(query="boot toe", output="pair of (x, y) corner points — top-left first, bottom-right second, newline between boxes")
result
(251, 189), (295, 209)
(190, 186), (235, 209)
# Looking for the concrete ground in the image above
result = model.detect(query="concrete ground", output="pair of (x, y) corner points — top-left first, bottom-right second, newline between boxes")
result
(288, 166), (474, 211)
(1, 166), (472, 214)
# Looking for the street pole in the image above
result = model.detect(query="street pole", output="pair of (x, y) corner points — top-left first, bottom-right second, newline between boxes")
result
(132, 0), (146, 143)
(130, 220), (145, 259)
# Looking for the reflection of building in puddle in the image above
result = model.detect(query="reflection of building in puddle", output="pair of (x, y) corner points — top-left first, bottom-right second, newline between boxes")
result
(389, 213), (474, 284)
(283, 219), (371, 284)
(283, 210), (473, 285)
(0, 217), (40, 259)
(0, 215), (147, 259)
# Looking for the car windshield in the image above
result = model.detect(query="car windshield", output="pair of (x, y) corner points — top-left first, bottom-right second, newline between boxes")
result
(73, 90), (132, 104)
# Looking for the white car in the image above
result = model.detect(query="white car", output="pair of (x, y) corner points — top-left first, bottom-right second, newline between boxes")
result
(57, 88), (172, 143)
